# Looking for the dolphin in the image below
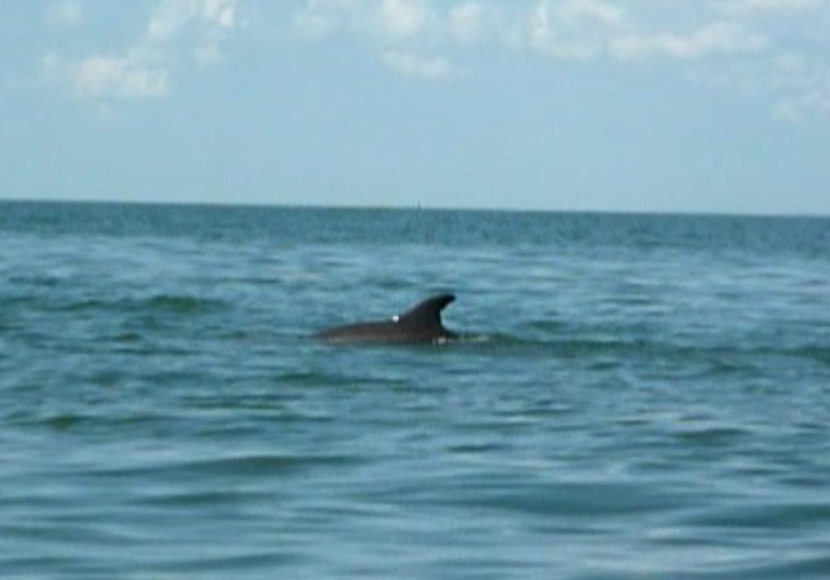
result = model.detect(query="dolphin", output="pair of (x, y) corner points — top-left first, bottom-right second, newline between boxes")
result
(315, 293), (458, 344)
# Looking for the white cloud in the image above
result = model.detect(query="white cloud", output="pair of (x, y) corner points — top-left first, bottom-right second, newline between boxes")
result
(147, 0), (240, 43)
(525, 0), (624, 59)
(382, 50), (455, 80)
(777, 88), (830, 121)
(293, 0), (431, 40)
(767, 54), (830, 120)
(204, 0), (239, 27)
(559, 0), (625, 29)
(719, 0), (826, 16)
(609, 22), (768, 61)
(293, 0), (450, 78)
(293, 0), (374, 39)
(46, 0), (84, 30)
(145, 0), (242, 68)
(40, 49), (169, 99)
(40, 0), (245, 102)
(448, 2), (487, 45)
(377, 0), (428, 39)
(290, 0), (830, 119)
(193, 42), (224, 67)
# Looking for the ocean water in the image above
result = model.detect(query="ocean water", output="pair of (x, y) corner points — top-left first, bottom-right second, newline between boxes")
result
(1, 200), (829, 579)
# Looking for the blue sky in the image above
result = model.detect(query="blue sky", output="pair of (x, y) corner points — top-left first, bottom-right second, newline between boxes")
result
(1, 0), (829, 214)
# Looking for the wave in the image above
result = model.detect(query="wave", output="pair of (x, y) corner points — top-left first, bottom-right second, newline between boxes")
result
(6, 293), (231, 316)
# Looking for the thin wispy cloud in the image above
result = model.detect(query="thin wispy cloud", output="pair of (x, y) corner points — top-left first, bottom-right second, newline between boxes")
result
(378, 0), (429, 39)
(382, 50), (455, 81)
(31, 0), (830, 119)
(293, 0), (458, 81)
(40, 48), (169, 100)
(447, 2), (488, 45)
(291, 0), (830, 118)
(39, 0), (245, 101)
(718, 0), (826, 16)
(608, 23), (768, 62)
(45, 0), (84, 30)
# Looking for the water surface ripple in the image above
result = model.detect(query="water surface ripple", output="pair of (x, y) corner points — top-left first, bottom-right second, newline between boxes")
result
(1, 202), (829, 579)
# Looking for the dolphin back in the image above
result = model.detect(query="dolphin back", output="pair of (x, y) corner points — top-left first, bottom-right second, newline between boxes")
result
(315, 293), (457, 344)
(398, 294), (455, 328)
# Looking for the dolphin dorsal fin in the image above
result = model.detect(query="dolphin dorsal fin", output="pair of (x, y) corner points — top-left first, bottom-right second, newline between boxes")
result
(397, 294), (455, 329)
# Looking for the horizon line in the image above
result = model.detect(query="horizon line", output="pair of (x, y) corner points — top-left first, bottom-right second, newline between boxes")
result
(0, 195), (827, 221)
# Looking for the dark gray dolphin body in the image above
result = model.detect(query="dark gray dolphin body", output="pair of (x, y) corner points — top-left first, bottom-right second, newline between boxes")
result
(315, 294), (458, 344)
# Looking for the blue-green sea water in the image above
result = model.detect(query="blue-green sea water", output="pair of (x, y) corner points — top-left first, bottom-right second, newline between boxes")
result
(2, 201), (829, 579)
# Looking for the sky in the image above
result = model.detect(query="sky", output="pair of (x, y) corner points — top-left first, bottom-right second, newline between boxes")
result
(1, 0), (829, 215)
